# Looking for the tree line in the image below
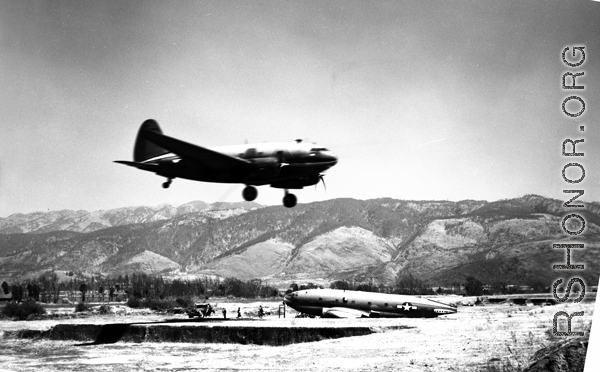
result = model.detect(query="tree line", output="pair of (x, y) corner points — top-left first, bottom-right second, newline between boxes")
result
(1, 270), (549, 304)
(2, 271), (280, 303)
(291, 273), (549, 297)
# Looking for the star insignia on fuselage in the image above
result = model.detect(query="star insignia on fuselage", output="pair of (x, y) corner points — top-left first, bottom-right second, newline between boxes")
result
(401, 302), (417, 311)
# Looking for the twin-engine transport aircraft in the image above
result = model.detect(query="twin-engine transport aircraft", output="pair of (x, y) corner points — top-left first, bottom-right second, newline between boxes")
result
(115, 120), (338, 208)
(284, 288), (457, 318)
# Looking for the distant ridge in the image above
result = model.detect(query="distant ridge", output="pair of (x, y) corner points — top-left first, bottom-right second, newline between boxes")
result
(0, 196), (598, 288)
(0, 201), (262, 234)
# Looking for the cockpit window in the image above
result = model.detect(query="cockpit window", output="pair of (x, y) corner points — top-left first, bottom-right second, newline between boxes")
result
(310, 148), (329, 152)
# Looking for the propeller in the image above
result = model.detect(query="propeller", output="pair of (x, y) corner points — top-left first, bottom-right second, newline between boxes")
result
(316, 174), (327, 191)
(217, 184), (241, 203)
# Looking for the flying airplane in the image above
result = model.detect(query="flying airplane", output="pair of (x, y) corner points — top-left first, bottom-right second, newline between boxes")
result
(115, 119), (338, 208)
(283, 288), (457, 318)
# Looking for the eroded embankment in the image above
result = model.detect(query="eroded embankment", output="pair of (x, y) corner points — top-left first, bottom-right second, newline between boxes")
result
(4, 322), (411, 346)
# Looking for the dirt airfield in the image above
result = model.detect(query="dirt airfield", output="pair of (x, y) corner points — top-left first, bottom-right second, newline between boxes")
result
(0, 300), (594, 372)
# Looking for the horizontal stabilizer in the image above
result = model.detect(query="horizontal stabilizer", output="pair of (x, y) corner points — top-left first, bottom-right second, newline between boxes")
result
(323, 307), (370, 318)
(114, 160), (159, 172)
(141, 130), (251, 170)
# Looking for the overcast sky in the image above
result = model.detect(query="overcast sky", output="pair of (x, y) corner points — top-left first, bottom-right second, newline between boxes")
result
(1, 0), (599, 216)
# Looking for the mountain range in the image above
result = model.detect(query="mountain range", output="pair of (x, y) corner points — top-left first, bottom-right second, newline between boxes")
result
(0, 201), (261, 234)
(0, 195), (598, 288)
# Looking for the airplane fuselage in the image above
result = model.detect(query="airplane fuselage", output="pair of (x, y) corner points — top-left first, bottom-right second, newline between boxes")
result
(149, 141), (337, 187)
(284, 288), (457, 318)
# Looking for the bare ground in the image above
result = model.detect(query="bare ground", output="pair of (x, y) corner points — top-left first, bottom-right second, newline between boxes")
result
(0, 301), (593, 372)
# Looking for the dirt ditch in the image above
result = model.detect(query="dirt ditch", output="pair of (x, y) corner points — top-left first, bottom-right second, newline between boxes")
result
(5, 320), (411, 345)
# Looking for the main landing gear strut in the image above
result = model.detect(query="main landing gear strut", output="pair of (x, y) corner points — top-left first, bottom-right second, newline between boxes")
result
(162, 178), (173, 189)
(242, 185), (297, 208)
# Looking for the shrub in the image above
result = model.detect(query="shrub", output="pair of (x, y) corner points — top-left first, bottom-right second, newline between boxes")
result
(127, 297), (141, 308)
(75, 302), (89, 312)
(126, 297), (177, 310)
(2, 301), (46, 320)
(175, 297), (194, 309)
(144, 298), (177, 311)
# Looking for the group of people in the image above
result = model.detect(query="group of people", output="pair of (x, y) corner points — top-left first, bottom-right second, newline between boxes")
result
(219, 305), (264, 319)
(186, 303), (273, 320)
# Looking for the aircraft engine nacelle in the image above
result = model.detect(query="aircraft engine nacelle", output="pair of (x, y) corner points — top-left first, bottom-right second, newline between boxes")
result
(245, 157), (281, 180)
(270, 175), (319, 189)
(248, 157), (280, 169)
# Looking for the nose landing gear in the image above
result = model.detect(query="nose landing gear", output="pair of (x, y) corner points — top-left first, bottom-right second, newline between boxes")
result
(162, 178), (173, 189)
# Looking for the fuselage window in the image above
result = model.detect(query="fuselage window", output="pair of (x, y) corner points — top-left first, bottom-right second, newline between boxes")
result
(368, 302), (372, 305)
(319, 297), (322, 301)
(384, 303), (388, 307)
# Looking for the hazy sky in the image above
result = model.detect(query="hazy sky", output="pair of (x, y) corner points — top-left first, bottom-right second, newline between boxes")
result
(1, 0), (599, 216)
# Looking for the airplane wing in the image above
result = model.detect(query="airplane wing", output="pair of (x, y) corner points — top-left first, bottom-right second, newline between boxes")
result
(323, 307), (370, 318)
(142, 130), (251, 170)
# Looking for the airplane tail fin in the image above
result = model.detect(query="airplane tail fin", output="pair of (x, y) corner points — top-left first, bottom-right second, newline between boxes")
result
(134, 119), (170, 162)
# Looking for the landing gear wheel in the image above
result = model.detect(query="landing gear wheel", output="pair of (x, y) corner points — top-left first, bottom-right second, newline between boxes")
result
(283, 193), (297, 208)
(242, 186), (258, 201)
(162, 178), (173, 189)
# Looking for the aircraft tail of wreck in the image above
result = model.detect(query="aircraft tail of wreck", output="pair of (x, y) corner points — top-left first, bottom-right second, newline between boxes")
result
(284, 288), (457, 318)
